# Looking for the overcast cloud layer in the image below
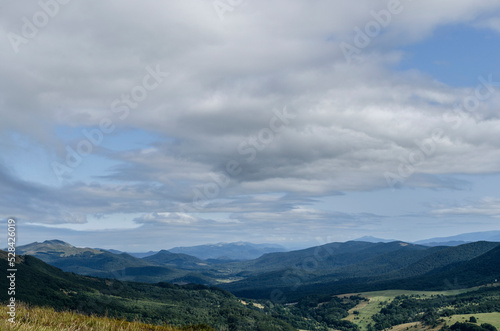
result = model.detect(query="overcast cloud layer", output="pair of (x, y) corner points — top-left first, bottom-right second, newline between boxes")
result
(1, 1), (500, 250)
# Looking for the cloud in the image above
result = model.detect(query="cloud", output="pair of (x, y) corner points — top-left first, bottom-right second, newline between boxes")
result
(431, 197), (500, 218)
(1, 0), (500, 245)
(134, 212), (203, 225)
(475, 17), (500, 33)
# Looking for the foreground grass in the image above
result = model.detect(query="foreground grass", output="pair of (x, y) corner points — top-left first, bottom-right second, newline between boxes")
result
(0, 302), (214, 331)
(342, 288), (480, 331)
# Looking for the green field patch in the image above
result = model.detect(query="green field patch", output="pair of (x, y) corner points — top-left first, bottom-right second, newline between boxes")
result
(342, 288), (481, 330)
(443, 313), (500, 328)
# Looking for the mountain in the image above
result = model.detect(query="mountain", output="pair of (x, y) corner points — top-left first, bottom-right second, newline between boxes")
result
(16, 239), (500, 303)
(100, 248), (124, 255)
(16, 239), (153, 275)
(91, 247), (160, 258)
(219, 241), (430, 297)
(8, 239), (500, 330)
(223, 241), (428, 276)
(221, 241), (500, 300)
(353, 236), (396, 243)
(102, 248), (159, 258)
(378, 242), (500, 292)
(418, 240), (470, 247)
(127, 250), (158, 258)
(143, 249), (210, 269)
(168, 241), (287, 260)
(441, 243), (500, 286)
(384, 241), (500, 280)
(415, 230), (500, 246)
(0, 251), (295, 330)
(15, 240), (217, 284)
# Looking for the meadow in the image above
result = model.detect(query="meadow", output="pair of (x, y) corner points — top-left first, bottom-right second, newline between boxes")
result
(0, 302), (213, 331)
(443, 313), (500, 328)
(342, 288), (483, 330)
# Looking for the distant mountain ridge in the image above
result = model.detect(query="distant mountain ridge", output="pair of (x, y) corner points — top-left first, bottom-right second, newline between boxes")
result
(415, 230), (500, 246)
(351, 231), (500, 246)
(353, 236), (396, 243)
(168, 241), (287, 260)
(221, 240), (500, 300)
(15, 237), (500, 303)
(100, 248), (158, 258)
(143, 250), (208, 268)
(15, 240), (218, 285)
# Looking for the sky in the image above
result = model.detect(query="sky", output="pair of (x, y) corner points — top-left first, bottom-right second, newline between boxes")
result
(1, 0), (500, 251)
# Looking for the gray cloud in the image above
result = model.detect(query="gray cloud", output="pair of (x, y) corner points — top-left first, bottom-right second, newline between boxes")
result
(1, 1), (500, 245)
(431, 197), (500, 217)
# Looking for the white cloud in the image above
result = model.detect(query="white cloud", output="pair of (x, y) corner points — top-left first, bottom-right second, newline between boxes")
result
(432, 197), (500, 218)
(135, 212), (202, 225)
(1, 0), (500, 243)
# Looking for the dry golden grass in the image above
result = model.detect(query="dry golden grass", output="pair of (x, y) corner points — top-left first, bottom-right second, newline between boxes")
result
(0, 302), (207, 331)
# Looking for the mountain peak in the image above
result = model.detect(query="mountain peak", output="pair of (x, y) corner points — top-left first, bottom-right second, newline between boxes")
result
(353, 236), (396, 243)
(43, 239), (72, 246)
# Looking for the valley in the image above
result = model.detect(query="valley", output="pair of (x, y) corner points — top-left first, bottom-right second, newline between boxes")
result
(3, 236), (500, 330)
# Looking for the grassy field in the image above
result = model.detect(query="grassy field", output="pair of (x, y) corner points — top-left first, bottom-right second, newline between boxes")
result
(0, 302), (213, 331)
(342, 288), (480, 331)
(385, 322), (445, 331)
(442, 313), (500, 328)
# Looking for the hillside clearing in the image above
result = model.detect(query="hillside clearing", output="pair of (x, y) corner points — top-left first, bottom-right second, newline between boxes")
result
(443, 312), (500, 328)
(342, 288), (481, 330)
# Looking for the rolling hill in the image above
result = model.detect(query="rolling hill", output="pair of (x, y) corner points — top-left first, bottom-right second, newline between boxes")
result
(384, 241), (500, 280)
(0, 250), (295, 330)
(143, 249), (209, 269)
(16, 239), (152, 272)
(389, 243), (500, 291)
(221, 241), (429, 277)
(221, 241), (500, 300)
(7, 239), (500, 330)
(416, 231), (500, 246)
(15, 240), (219, 285)
(15, 239), (500, 304)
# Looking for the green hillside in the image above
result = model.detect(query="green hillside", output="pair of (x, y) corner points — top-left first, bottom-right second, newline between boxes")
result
(385, 241), (500, 280)
(15, 240), (221, 285)
(391, 243), (500, 290)
(0, 251), (295, 330)
(222, 241), (500, 300)
(143, 250), (209, 269)
(14, 239), (500, 307)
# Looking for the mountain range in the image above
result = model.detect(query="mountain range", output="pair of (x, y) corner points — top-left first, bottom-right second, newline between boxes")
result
(0, 250), (295, 330)
(414, 230), (500, 246)
(219, 240), (500, 300)
(167, 241), (287, 260)
(15, 239), (219, 285)
(100, 241), (287, 261)
(7, 234), (500, 330)
(14, 236), (500, 301)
